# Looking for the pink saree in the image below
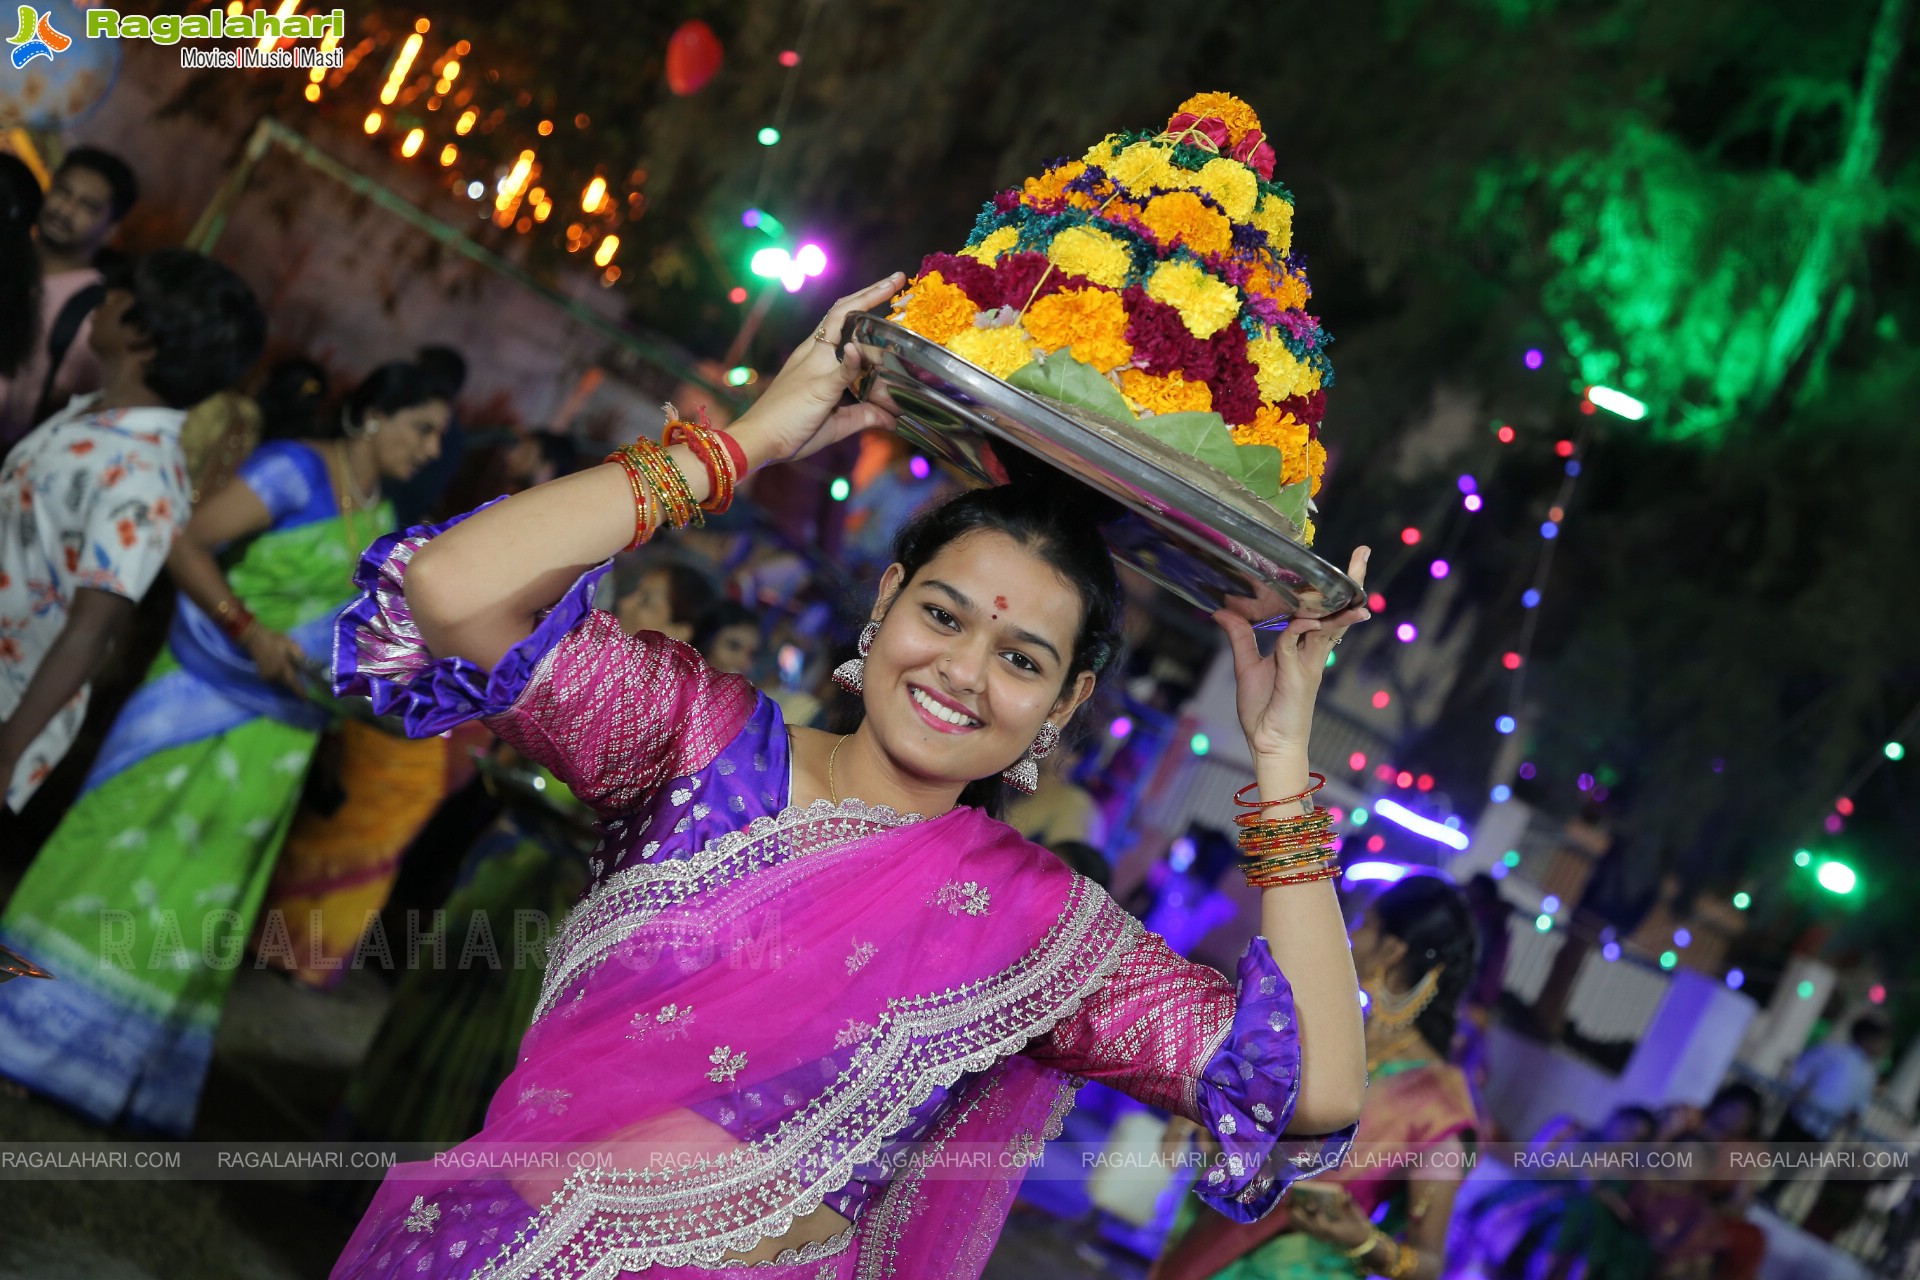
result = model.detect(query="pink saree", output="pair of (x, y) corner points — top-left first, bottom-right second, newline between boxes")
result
(330, 510), (1351, 1278)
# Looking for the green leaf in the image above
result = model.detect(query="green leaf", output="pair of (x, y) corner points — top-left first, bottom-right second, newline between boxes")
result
(1222, 443), (1283, 499)
(1141, 410), (1240, 473)
(1271, 479), (1311, 529)
(1006, 352), (1135, 424)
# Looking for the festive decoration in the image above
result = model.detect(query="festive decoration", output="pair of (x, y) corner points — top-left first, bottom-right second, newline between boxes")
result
(887, 93), (1331, 537)
(665, 19), (724, 96)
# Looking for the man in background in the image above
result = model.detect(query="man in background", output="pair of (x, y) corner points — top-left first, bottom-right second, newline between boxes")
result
(0, 147), (141, 448)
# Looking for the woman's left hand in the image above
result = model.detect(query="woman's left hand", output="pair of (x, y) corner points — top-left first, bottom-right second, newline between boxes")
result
(1288, 1184), (1374, 1249)
(1213, 547), (1371, 760)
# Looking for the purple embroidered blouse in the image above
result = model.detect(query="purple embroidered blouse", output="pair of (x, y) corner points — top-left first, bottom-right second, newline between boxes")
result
(335, 520), (1351, 1228)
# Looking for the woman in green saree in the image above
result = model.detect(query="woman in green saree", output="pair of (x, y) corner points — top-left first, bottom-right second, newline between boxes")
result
(0, 361), (449, 1134)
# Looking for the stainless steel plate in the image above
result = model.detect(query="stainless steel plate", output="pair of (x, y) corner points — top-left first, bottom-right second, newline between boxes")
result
(846, 314), (1359, 625)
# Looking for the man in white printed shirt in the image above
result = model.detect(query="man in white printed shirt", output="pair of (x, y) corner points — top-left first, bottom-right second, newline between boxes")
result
(0, 249), (264, 811)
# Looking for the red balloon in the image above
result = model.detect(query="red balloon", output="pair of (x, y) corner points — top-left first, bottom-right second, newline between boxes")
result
(666, 20), (724, 96)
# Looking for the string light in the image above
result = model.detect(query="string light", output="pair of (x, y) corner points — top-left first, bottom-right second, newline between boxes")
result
(593, 234), (619, 268)
(455, 109), (477, 135)
(363, 110), (382, 134)
(380, 31), (424, 105)
(439, 143), (457, 166)
(581, 176), (607, 213)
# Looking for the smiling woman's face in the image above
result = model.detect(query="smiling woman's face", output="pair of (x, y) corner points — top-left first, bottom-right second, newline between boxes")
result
(861, 529), (1095, 790)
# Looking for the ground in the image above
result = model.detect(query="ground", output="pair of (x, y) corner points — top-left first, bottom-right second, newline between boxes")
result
(0, 965), (1152, 1278)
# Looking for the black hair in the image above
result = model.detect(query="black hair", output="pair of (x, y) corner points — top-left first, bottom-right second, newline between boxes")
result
(254, 357), (331, 440)
(1852, 1017), (1891, 1048)
(650, 562), (721, 630)
(693, 600), (759, 657)
(415, 345), (467, 402)
(109, 250), (266, 408)
(57, 146), (139, 222)
(859, 480), (1126, 818)
(1047, 841), (1112, 891)
(0, 154), (42, 378)
(1370, 874), (1481, 1058)
(1602, 1104), (1659, 1142)
(341, 361), (449, 435)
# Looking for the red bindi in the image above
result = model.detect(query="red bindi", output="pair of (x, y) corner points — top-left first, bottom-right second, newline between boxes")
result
(994, 595), (1009, 610)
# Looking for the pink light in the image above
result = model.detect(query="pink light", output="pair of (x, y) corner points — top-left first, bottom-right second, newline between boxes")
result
(1463, 494), (1483, 512)
(1836, 797), (1854, 815)
(1374, 763), (1396, 782)
(1416, 774), (1434, 792)
(1348, 751), (1367, 771)
(1555, 440), (1575, 458)
(1824, 813), (1844, 834)
(1366, 834), (1386, 853)
(727, 286), (748, 304)
(1497, 425), (1516, 443)
(1395, 622), (1417, 643)
(778, 49), (801, 67)
(1400, 527), (1421, 546)
(1108, 716), (1133, 739)
(1871, 984), (1888, 1005)
(908, 455), (931, 480)
(1430, 559), (1450, 579)
(1367, 592), (1386, 612)
(1371, 690), (1391, 709)
(1502, 651), (1522, 670)
(1577, 772), (1594, 791)
(1395, 771), (1414, 789)
(1524, 348), (1545, 370)
(795, 243), (828, 277)
(1327, 807), (1345, 824)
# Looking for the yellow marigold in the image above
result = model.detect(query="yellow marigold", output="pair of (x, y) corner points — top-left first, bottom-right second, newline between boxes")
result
(1271, 270), (1309, 312)
(961, 226), (1020, 264)
(1302, 516), (1316, 545)
(1235, 404), (1310, 454)
(1082, 132), (1126, 166)
(1105, 141), (1178, 195)
(1193, 157), (1258, 221)
(1250, 193), (1293, 257)
(1023, 161), (1087, 205)
(1145, 259), (1242, 339)
(1046, 226), (1134, 290)
(1023, 288), (1134, 372)
(947, 324), (1035, 379)
(1174, 93), (1264, 144)
(893, 271), (980, 345)
(1121, 368), (1214, 416)
(1243, 259), (1311, 312)
(1248, 335), (1323, 402)
(1140, 192), (1233, 257)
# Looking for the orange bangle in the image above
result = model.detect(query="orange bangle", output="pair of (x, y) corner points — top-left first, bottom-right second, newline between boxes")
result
(662, 405), (736, 514)
(1233, 772), (1326, 810)
(1247, 861), (1342, 889)
(604, 450), (657, 550)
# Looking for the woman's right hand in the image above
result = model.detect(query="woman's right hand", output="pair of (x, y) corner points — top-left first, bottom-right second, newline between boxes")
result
(729, 274), (905, 469)
(246, 627), (308, 690)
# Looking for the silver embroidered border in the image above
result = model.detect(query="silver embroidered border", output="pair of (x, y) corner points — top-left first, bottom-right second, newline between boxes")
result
(468, 872), (1144, 1277)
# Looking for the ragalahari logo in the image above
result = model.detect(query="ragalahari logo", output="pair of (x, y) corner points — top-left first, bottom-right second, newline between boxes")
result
(9, 5), (71, 68)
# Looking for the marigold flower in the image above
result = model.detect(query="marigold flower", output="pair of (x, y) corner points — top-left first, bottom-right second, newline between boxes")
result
(962, 226), (1020, 264)
(893, 271), (979, 345)
(1140, 192), (1233, 257)
(1251, 194), (1293, 257)
(1022, 162), (1087, 206)
(1121, 368), (1214, 416)
(1046, 226), (1134, 290)
(1024, 288), (1134, 372)
(1192, 158), (1259, 221)
(1145, 259), (1241, 339)
(1082, 133), (1126, 166)
(1248, 335), (1323, 402)
(1106, 141), (1178, 195)
(1173, 93), (1264, 145)
(948, 324), (1036, 379)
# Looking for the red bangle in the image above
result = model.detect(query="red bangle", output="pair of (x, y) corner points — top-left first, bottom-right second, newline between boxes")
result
(1233, 772), (1326, 810)
(714, 428), (749, 483)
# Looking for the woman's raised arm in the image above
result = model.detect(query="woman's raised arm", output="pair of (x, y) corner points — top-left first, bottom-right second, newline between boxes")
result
(404, 274), (904, 671)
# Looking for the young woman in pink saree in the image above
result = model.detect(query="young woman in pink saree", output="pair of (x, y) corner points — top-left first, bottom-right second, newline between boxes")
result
(329, 275), (1372, 1279)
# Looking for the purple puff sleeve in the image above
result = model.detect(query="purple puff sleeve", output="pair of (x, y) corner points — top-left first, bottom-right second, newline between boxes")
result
(1022, 932), (1353, 1222)
(331, 501), (603, 736)
(332, 503), (757, 816)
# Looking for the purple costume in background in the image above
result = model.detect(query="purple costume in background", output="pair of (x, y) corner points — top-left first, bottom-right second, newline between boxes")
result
(329, 509), (1352, 1279)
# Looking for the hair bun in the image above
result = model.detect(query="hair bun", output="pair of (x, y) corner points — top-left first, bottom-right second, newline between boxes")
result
(988, 444), (1127, 527)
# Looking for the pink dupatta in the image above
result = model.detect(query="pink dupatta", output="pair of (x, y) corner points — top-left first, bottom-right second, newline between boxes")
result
(334, 799), (1144, 1278)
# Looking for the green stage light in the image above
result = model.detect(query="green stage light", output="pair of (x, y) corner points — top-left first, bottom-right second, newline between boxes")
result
(757, 126), (781, 146)
(1888, 741), (1907, 761)
(1816, 861), (1858, 894)
(1587, 385), (1647, 420)
(1733, 892), (1750, 910)
(829, 477), (851, 501)
(725, 366), (753, 387)
(1793, 849), (1812, 867)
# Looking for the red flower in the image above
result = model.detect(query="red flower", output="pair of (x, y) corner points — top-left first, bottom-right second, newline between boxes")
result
(66, 440), (95, 456)
(64, 547), (80, 572)
(152, 497), (172, 522)
(1278, 388), (1327, 427)
(1123, 287), (1215, 383)
(1205, 325), (1261, 425)
(101, 465), (125, 489)
(1232, 130), (1276, 181)
(1165, 113), (1231, 152)
(919, 253), (1001, 310)
(0, 637), (19, 663)
(993, 252), (1089, 311)
(117, 518), (138, 547)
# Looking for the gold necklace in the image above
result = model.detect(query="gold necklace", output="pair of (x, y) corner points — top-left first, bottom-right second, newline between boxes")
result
(1366, 1029), (1426, 1074)
(827, 734), (848, 804)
